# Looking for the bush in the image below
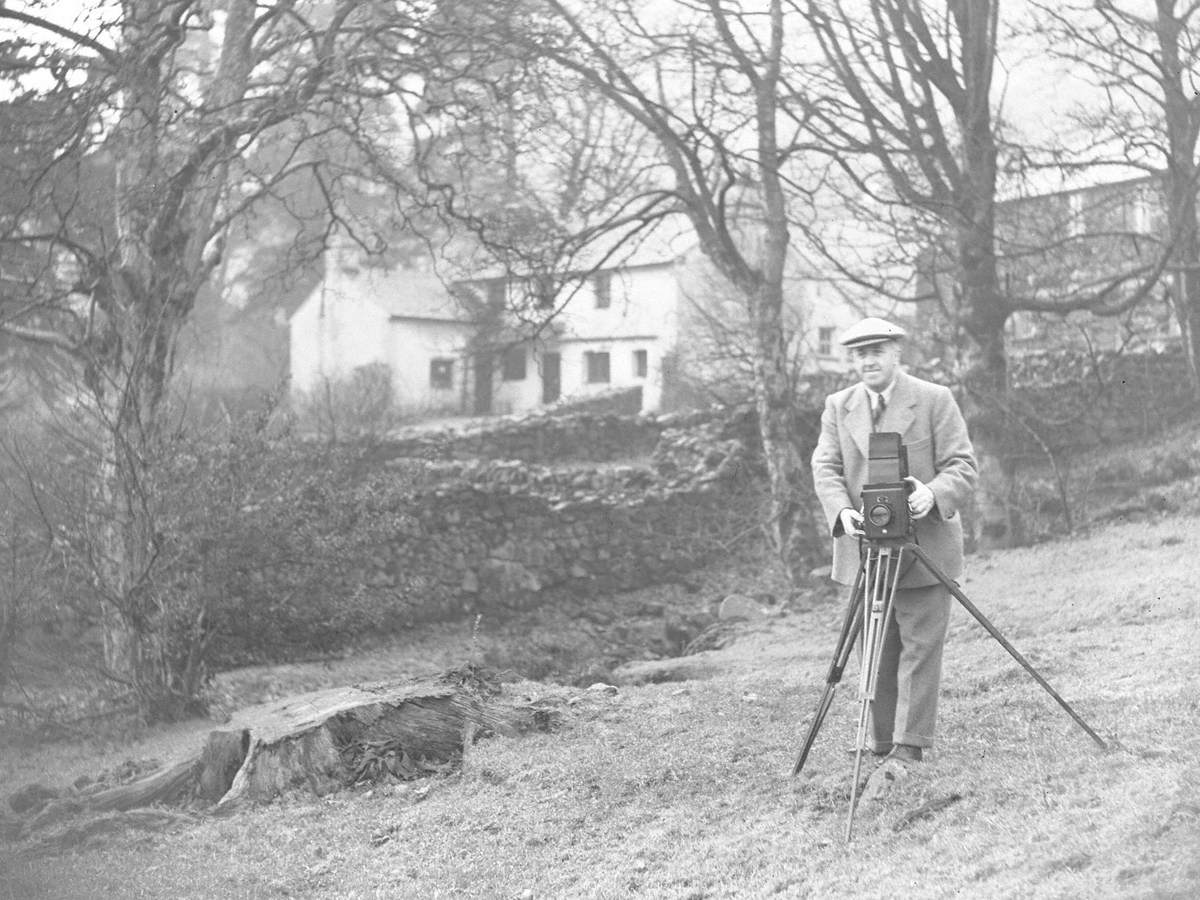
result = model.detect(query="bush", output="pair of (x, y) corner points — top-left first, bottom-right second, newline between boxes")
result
(293, 362), (409, 440)
(152, 424), (434, 668)
(0, 400), (435, 721)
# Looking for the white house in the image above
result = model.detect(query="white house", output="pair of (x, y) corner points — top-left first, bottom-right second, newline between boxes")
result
(289, 233), (889, 420)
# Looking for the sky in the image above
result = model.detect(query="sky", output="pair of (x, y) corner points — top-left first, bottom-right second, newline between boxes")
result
(0, 0), (1151, 198)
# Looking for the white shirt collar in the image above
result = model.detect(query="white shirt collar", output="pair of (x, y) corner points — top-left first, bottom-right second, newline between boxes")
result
(863, 378), (897, 406)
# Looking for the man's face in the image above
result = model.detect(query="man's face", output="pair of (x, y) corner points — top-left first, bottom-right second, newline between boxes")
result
(849, 340), (902, 391)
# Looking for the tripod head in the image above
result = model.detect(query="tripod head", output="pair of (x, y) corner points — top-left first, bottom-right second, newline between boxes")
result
(860, 432), (913, 541)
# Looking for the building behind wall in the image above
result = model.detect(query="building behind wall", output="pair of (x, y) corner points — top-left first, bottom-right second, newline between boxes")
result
(289, 231), (895, 423)
(290, 240), (688, 420)
(914, 175), (1181, 366)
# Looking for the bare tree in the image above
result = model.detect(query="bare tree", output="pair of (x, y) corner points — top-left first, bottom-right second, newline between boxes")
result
(796, 0), (1172, 544)
(1030, 0), (1200, 395)
(403, 0), (822, 573)
(0, 0), (437, 717)
(799, 1), (1008, 392)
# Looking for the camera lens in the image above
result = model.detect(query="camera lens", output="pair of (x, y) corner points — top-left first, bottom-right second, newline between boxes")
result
(868, 502), (892, 528)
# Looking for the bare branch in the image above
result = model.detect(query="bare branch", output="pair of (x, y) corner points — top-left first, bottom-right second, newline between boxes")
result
(0, 8), (120, 68)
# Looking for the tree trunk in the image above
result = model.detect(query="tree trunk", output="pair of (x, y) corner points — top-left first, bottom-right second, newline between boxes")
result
(952, 0), (1015, 548)
(748, 0), (815, 579)
(957, 250), (1015, 549)
(749, 282), (809, 577)
(91, 392), (184, 720)
(86, 3), (200, 719)
(1157, 3), (1200, 399)
(1163, 177), (1200, 397)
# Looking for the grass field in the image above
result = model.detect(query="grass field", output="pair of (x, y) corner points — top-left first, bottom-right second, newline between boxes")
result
(2, 511), (1199, 899)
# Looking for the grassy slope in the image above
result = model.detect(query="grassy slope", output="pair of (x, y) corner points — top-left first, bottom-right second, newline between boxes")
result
(3, 513), (1200, 899)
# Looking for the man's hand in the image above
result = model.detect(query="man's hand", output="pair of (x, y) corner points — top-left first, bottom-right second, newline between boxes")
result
(838, 507), (865, 537)
(904, 476), (935, 519)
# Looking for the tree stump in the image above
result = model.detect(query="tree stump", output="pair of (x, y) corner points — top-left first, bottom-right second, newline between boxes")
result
(6, 666), (556, 843)
(216, 669), (522, 807)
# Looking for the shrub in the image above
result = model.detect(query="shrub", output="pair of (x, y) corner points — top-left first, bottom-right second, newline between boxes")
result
(0, 399), (434, 721)
(293, 362), (409, 440)
(151, 426), (432, 669)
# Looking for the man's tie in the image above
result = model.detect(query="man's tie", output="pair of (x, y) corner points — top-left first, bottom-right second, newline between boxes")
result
(871, 393), (886, 431)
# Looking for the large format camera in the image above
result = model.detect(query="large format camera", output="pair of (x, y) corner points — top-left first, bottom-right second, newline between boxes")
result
(860, 432), (912, 541)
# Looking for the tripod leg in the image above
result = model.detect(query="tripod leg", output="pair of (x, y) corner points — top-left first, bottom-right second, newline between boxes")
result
(845, 553), (876, 840)
(908, 544), (1108, 750)
(845, 547), (901, 842)
(820, 562), (868, 686)
(791, 565), (868, 776)
(845, 698), (871, 841)
(864, 548), (904, 702)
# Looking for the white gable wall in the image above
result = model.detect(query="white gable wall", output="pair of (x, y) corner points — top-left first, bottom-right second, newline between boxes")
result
(290, 284), (390, 395)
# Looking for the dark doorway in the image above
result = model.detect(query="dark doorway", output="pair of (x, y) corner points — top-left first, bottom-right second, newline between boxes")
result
(473, 353), (493, 415)
(542, 352), (561, 404)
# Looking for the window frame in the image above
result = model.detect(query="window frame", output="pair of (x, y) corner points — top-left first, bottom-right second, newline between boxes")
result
(585, 350), (611, 384)
(594, 271), (612, 309)
(501, 345), (527, 381)
(817, 326), (835, 357)
(429, 357), (454, 391)
(633, 348), (648, 378)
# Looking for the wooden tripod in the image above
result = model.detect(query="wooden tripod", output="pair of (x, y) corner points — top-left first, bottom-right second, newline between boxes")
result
(791, 537), (1108, 842)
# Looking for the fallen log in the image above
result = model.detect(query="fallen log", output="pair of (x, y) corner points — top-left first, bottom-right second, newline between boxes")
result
(87, 758), (197, 813)
(25, 809), (199, 857)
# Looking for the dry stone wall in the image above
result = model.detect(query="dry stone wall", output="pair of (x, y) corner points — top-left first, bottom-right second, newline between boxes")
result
(369, 394), (715, 467)
(358, 419), (756, 622)
(1007, 346), (1194, 451)
(365, 347), (1190, 626)
(373, 413), (662, 465)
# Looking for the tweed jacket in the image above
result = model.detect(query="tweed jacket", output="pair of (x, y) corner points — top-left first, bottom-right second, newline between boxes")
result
(811, 370), (978, 587)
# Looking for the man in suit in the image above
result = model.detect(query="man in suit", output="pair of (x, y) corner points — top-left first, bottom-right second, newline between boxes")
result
(811, 317), (977, 798)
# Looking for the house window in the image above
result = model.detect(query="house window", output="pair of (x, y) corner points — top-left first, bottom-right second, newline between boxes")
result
(501, 345), (527, 381)
(817, 327), (834, 357)
(531, 273), (555, 309)
(594, 272), (612, 309)
(585, 351), (611, 383)
(430, 358), (454, 390)
(1130, 187), (1152, 234)
(1067, 191), (1085, 237)
(633, 349), (648, 378)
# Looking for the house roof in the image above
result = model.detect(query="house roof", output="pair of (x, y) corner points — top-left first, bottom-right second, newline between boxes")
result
(450, 215), (697, 283)
(997, 168), (1153, 206)
(328, 255), (473, 323)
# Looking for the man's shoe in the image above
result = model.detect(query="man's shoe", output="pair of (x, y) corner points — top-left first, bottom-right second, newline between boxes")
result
(890, 743), (923, 762)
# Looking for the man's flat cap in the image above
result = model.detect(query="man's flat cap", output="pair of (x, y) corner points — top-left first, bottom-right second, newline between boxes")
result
(839, 316), (907, 349)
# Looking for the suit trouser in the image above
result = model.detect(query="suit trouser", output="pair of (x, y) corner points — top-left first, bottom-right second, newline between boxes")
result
(866, 582), (952, 752)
